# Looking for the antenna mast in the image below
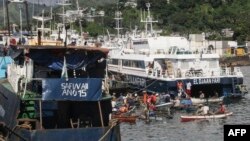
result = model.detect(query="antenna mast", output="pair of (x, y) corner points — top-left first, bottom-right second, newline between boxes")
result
(114, 1), (123, 38)
(140, 3), (158, 35)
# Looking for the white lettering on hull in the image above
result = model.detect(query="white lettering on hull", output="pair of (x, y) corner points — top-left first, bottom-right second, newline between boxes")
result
(61, 83), (88, 97)
(193, 78), (220, 85)
(126, 76), (146, 87)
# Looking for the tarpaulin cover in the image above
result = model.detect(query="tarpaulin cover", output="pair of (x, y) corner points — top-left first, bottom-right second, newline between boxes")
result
(181, 99), (193, 105)
(28, 49), (106, 70)
(42, 78), (102, 101)
(0, 57), (13, 78)
(0, 82), (20, 129)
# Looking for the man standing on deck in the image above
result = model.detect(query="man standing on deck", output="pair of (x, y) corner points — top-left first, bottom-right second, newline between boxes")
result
(186, 81), (192, 97)
(177, 80), (183, 91)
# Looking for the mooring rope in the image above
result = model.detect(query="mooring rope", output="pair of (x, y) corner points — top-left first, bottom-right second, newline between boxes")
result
(98, 119), (119, 141)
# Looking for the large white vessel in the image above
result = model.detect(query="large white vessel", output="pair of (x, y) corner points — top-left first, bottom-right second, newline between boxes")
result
(107, 3), (247, 98)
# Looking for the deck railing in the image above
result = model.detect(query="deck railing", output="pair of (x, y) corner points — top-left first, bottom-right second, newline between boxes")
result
(147, 66), (243, 79)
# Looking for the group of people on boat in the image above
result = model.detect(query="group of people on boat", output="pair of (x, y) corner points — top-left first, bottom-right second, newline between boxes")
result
(196, 102), (227, 116)
(111, 93), (140, 114)
(110, 80), (229, 123)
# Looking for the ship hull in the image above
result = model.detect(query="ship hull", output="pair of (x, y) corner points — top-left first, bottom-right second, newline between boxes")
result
(109, 72), (245, 97)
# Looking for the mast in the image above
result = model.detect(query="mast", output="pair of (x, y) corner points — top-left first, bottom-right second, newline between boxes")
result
(32, 5), (52, 39)
(76, 0), (82, 35)
(114, 1), (123, 38)
(3, 0), (6, 27)
(19, 5), (22, 41)
(57, 0), (71, 32)
(140, 3), (158, 36)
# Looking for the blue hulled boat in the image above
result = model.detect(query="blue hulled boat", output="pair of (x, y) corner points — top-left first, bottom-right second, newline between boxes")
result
(0, 43), (121, 141)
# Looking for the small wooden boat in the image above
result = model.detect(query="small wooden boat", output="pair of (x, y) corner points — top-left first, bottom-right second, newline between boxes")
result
(180, 112), (233, 122)
(191, 97), (224, 105)
(111, 114), (138, 124)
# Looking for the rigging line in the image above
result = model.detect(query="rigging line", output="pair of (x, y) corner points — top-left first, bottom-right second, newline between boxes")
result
(133, 79), (159, 94)
(115, 79), (159, 95)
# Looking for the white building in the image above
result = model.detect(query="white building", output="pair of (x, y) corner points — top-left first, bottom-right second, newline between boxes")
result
(188, 34), (238, 56)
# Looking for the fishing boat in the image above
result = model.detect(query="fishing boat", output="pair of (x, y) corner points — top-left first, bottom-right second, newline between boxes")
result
(190, 97), (224, 105)
(111, 114), (137, 124)
(107, 3), (247, 99)
(180, 112), (233, 122)
(0, 36), (121, 140)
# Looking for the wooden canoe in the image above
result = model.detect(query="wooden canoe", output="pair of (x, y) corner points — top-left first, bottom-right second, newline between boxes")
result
(180, 112), (233, 122)
(111, 114), (138, 124)
(191, 97), (224, 105)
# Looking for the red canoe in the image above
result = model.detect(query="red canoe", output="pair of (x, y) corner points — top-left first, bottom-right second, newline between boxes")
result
(180, 112), (233, 122)
(112, 114), (138, 124)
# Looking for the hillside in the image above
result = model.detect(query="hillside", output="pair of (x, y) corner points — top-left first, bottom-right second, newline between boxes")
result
(0, 0), (250, 44)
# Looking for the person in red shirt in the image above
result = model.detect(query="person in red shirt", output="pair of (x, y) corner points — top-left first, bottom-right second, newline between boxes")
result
(143, 91), (148, 104)
(151, 93), (157, 104)
(215, 102), (227, 114)
(177, 81), (183, 91)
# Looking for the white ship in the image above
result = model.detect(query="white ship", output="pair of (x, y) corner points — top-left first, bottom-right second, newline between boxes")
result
(107, 3), (247, 98)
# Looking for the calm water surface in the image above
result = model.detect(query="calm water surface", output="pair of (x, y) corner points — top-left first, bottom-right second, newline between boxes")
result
(120, 66), (250, 141)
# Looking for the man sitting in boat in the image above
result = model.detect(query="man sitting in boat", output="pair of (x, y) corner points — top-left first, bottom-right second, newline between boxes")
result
(161, 92), (171, 103)
(196, 104), (210, 115)
(126, 93), (135, 108)
(119, 104), (129, 113)
(211, 91), (219, 98)
(199, 91), (205, 99)
(214, 102), (227, 114)
(173, 97), (181, 108)
(111, 96), (118, 112)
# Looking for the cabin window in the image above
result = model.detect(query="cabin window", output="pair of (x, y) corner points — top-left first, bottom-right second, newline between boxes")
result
(133, 40), (148, 45)
(122, 60), (145, 69)
(109, 59), (118, 65)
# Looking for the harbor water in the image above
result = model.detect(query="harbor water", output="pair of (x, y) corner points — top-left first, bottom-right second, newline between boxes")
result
(120, 66), (250, 141)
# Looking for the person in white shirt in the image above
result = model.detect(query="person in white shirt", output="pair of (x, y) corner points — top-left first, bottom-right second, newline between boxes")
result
(196, 104), (210, 115)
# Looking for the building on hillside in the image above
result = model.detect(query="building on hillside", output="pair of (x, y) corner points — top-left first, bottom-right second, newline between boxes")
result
(221, 28), (234, 38)
(188, 34), (238, 57)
